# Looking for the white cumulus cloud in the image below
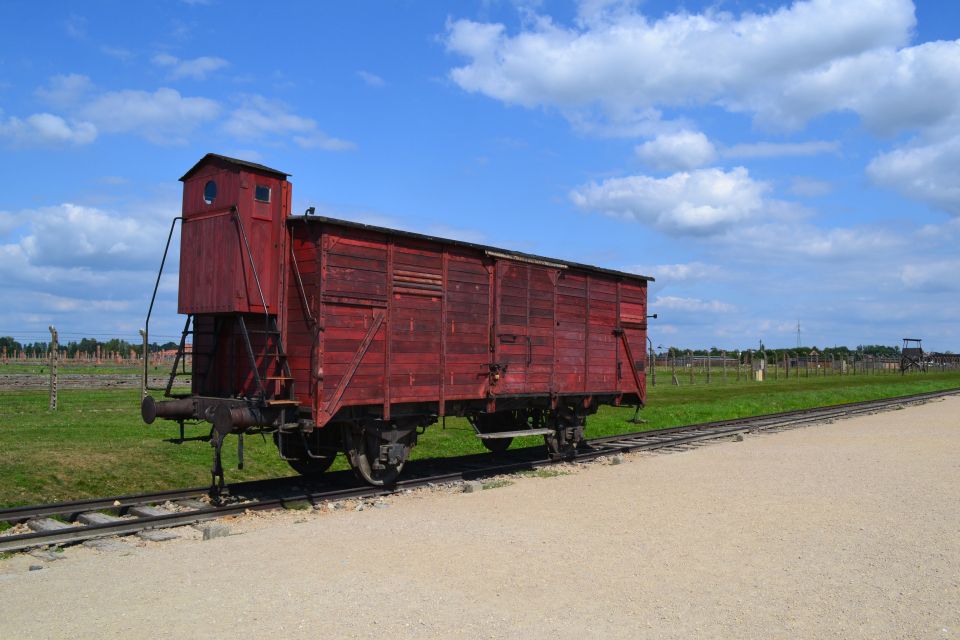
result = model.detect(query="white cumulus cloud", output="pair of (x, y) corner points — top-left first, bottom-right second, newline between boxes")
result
(631, 262), (721, 282)
(867, 133), (960, 216)
(726, 222), (901, 259)
(635, 130), (716, 171)
(445, 0), (916, 132)
(0, 200), (181, 337)
(80, 87), (220, 144)
(34, 73), (94, 107)
(17, 203), (166, 270)
(570, 167), (769, 235)
(0, 112), (97, 147)
(223, 95), (355, 151)
(446, 0), (960, 217)
(899, 260), (960, 291)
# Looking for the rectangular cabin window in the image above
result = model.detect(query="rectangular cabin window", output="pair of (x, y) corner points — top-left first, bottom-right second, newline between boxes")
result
(255, 185), (271, 203)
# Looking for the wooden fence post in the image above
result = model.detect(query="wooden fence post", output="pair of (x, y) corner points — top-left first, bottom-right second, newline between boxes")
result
(48, 325), (58, 411)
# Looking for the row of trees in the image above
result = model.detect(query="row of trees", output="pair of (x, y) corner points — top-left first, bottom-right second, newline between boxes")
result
(660, 344), (913, 358)
(0, 336), (179, 358)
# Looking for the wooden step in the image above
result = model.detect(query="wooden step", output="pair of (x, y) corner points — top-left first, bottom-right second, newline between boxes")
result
(266, 399), (299, 406)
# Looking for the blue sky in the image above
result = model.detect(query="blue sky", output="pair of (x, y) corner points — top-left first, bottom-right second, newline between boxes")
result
(1, 0), (958, 351)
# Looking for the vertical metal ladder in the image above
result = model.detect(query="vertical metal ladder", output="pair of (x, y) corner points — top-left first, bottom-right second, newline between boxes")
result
(236, 314), (296, 406)
(161, 314), (220, 398)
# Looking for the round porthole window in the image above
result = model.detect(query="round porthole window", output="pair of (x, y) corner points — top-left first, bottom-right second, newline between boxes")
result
(203, 180), (217, 205)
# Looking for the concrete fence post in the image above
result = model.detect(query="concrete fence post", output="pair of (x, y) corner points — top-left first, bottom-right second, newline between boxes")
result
(649, 344), (656, 387)
(48, 325), (58, 411)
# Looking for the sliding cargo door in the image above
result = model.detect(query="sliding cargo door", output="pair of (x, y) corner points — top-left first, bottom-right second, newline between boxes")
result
(493, 260), (557, 396)
(319, 230), (388, 412)
(526, 265), (556, 394)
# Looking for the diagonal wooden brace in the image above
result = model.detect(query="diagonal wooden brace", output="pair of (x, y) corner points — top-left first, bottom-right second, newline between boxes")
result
(315, 311), (385, 427)
(616, 327), (645, 404)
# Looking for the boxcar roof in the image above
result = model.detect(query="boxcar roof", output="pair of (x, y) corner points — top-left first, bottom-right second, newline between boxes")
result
(180, 153), (290, 181)
(289, 214), (654, 282)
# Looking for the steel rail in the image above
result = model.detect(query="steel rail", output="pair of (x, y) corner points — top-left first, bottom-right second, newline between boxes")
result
(2, 387), (957, 554)
(0, 475), (317, 525)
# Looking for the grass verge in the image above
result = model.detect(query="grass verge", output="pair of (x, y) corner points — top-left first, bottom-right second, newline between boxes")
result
(1, 371), (958, 508)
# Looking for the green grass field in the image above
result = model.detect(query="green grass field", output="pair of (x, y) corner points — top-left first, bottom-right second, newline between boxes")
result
(1, 370), (958, 508)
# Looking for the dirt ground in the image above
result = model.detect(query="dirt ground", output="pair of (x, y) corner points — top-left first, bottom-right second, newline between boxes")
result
(1, 397), (958, 640)
(0, 373), (172, 390)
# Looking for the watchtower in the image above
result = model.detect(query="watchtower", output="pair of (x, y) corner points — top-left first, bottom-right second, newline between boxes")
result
(900, 338), (924, 374)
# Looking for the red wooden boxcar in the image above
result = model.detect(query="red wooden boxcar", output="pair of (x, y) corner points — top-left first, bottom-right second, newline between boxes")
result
(143, 154), (653, 486)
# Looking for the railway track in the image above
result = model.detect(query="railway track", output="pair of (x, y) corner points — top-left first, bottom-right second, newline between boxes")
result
(2, 388), (957, 554)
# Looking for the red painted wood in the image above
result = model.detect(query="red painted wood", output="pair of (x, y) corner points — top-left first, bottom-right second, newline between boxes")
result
(179, 158), (289, 315)
(179, 159), (647, 426)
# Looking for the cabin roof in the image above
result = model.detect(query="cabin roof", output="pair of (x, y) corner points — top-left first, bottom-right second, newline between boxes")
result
(179, 153), (290, 182)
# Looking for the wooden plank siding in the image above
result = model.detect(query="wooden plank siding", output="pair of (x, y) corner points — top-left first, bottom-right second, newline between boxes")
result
(286, 220), (648, 423)
(178, 161), (288, 314)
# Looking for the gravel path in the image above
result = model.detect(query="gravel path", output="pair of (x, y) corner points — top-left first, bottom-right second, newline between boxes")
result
(2, 397), (959, 639)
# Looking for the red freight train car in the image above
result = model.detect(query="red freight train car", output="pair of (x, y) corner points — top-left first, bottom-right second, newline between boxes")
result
(142, 154), (653, 488)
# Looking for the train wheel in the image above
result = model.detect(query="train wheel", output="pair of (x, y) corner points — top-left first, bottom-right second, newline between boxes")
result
(482, 437), (513, 453)
(544, 431), (576, 460)
(545, 406), (585, 460)
(342, 425), (413, 486)
(273, 431), (337, 477)
(286, 454), (336, 477)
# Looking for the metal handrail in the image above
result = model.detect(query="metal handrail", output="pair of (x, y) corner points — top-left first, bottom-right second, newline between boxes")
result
(143, 216), (183, 394)
(289, 242), (318, 330)
(231, 207), (270, 326)
(289, 243), (322, 390)
(232, 207), (291, 402)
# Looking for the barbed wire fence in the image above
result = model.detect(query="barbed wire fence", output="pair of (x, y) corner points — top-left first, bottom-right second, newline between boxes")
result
(646, 348), (959, 387)
(3, 330), (958, 392)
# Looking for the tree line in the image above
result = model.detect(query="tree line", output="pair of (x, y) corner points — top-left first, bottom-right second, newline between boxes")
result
(660, 344), (908, 358)
(0, 336), (179, 358)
